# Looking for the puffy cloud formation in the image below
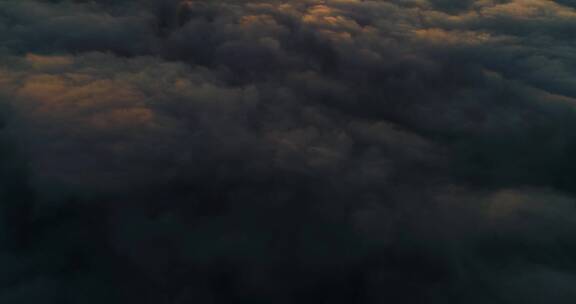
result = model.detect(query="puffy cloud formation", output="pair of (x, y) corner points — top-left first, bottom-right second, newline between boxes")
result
(1, 0), (576, 303)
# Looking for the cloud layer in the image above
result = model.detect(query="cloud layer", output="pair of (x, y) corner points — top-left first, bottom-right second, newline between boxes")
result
(1, 0), (576, 303)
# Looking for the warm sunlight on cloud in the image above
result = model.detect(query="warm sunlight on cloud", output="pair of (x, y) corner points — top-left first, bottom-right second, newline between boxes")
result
(25, 54), (74, 69)
(480, 0), (576, 19)
(412, 28), (497, 45)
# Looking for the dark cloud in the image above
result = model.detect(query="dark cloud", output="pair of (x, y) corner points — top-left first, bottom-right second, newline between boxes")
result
(0, 0), (576, 303)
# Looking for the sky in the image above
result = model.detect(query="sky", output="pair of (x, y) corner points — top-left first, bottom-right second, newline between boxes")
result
(1, 0), (576, 303)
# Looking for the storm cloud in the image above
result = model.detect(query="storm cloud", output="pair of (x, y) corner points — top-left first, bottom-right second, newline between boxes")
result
(1, 0), (576, 303)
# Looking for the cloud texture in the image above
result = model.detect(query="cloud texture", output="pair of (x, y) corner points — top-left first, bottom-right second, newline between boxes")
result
(1, 0), (576, 303)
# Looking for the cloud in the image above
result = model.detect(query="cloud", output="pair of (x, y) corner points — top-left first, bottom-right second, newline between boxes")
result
(0, 0), (576, 303)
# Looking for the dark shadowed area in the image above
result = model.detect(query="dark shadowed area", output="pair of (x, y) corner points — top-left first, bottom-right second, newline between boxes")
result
(1, 0), (576, 303)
